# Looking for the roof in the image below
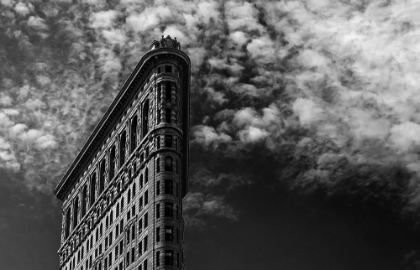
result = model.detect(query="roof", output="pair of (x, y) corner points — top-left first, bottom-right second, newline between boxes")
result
(54, 37), (190, 201)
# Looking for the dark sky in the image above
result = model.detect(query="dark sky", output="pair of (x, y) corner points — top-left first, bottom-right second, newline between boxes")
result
(1, 0), (420, 269)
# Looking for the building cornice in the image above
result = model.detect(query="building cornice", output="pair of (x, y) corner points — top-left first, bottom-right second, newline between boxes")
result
(54, 47), (191, 201)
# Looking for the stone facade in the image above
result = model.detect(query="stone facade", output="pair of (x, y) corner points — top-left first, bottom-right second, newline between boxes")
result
(54, 36), (191, 270)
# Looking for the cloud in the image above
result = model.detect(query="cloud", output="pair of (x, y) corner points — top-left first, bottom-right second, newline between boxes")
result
(1, 0), (420, 235)
(192, 125), (232, 148)
(183, 192), (237, 226)
(90, 10), (118, 29)
(27, 16), (48, 31)
(126, 6), (171, 32)
(14, 2), (32, 16)
(389, 122), (420, 153)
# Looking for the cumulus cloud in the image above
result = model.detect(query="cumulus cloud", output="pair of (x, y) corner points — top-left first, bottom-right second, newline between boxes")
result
(1, 0), (420, 235)
(192, 125), (231, 148)
(183, 192), (237, 226)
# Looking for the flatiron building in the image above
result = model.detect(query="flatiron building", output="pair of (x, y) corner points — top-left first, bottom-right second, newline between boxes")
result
(54, 36), (191, 270)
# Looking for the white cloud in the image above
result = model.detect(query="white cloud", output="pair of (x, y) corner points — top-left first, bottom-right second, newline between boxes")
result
(90, 10), (117, 29)
(229, 31), (248, 46)
(126, 6), (171, 32)
(192, 125), (232, 147)
(390, 122), (420, 152)
(27, 16), (48, 31)
(14, 2), (31, 16)
(292, 98), (324, 127)
(246, 36), (275, 63)
(102, 29), (127, 44)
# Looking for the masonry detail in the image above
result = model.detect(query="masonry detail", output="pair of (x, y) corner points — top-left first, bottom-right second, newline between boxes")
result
(54, 36), (190, 270)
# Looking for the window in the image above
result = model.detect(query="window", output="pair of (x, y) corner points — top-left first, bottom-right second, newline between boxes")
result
(65, 208), (71, 238)
(139, 196), (143, 209)
(144, 236), (148, 252)
(73, 197), (79, 228)
(81, 185), (87, 216)
(131, 116), (138, 153)
(156, 227), (160, 242)
(145, 168), (148, 183)
(165, 157), (173, 172)
(157, 83), (161, 104)
(156, 251), (160, 267)
(109, 146), (116, 181)
(165, 203), (173, 218)
(156, 181), (160, 195)
(165, 65), (172, 73)
(90, 174), (96, 206)
(156, 158), (160, 173)
(176, 159), (179, 174)
(144, 259), (147, 270)
(131, 247), (135, 263)
(165, 226), (173, 241)
(165, 250), (174, 266)
(165, 109), (171, 123)
(156, 204), (160, 218)
(145, 190), (148, 204)
(140, 174), (143, 188)
(165, 180), (173, 195)
(165, 135), (172, 148)
(144, 213), (148, 228)
(156, 136), (160, 149)
(157, 66), (162, 73)
(100, 160), (106, 193)
(142, 100), (149, 136)
(176, 183), (179, 197)
(120, 131), (126, 167)
(157, 109), (161, 124)
(165, 82), (171, 101)
(139, 218), (142, 232)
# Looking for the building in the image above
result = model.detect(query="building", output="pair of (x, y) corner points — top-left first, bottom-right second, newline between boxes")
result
(54, 36), (191, 270)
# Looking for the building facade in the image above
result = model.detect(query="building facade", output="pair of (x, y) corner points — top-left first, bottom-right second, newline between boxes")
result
(54, 36), (191, 270)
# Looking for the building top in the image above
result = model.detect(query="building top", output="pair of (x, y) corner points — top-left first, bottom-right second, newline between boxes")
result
(149, 35), (181, 51)
(54, 37), (190, 201)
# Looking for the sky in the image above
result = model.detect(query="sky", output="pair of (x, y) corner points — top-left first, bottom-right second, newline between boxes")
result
(1, 0), (420, 269)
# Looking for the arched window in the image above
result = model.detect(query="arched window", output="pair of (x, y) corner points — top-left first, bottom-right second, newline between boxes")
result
(109, 146), (116, 180)
(165, 82), (171, 101)
(165, 109), (171, 123)
(65, 208), (71, 238)
(165, 135), (172, 148)
(165, 157), (173, 172)
(130, 116), (138, 153)
(81, 185), (87, 216)
(143, 100), (149, 136)
(73, 197), (79, 228)
(120, 131), (126, 167)
(100, 160), (105, 192)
